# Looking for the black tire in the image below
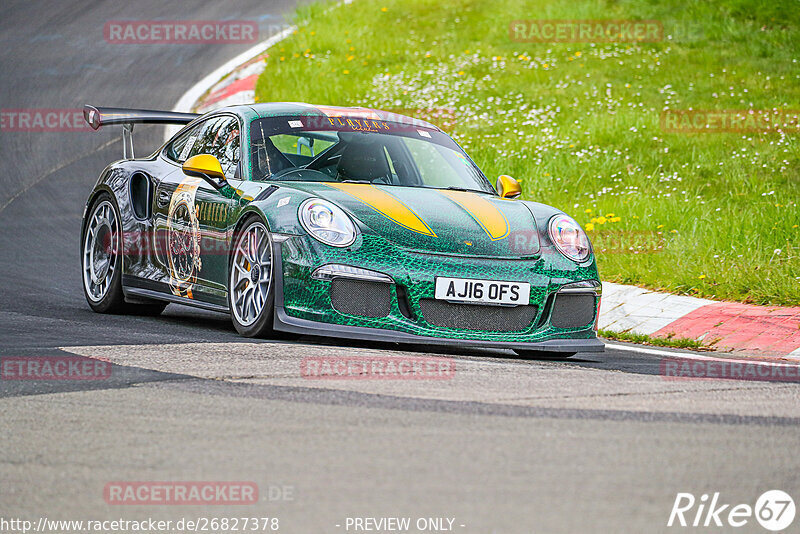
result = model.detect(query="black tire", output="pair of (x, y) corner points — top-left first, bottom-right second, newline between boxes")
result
(513, 350), (576, 360)
(81, 193), (167, 316)
(228, 215), (276, 337)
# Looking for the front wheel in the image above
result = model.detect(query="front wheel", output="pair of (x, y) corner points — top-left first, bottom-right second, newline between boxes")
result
(513, 350), (576, 360)
(228, 217), (276, 337)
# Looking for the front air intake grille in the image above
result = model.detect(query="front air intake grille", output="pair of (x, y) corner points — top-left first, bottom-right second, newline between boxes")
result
(550, 293), (596, 328)
(330, 279), (392, 318)
(419, 299), (537, 332)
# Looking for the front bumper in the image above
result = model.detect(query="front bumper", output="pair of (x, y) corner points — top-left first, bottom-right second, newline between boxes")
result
(271, 234), (604, 354)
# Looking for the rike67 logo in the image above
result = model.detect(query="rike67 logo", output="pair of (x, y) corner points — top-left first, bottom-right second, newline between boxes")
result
(668, 490), (795, 531)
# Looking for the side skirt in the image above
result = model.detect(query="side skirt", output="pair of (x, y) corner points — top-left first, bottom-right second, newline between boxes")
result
(122, 275), (230, 314)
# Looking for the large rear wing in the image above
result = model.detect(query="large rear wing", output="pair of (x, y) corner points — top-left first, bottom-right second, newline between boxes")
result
(83, 105), (200, 159)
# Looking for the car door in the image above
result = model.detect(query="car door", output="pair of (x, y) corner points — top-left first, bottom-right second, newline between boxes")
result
(153, 114), (242, 307)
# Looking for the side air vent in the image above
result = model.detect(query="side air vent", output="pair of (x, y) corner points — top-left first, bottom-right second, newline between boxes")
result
(550, 293), (596, 328)
(419, 300), (538, 332)
(129, 173), (152, 220)
(330, 279), (392, 318)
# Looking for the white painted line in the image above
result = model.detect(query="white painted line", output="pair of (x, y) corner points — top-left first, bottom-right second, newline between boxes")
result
(602, 342), (682, 358)
(605, 342), (800, 368)
(164, 25), (296, 141)
(200, 90), (256, 112)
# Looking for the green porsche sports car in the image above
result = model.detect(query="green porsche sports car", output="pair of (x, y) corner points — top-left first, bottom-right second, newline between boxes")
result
(80, 103), (603, 358)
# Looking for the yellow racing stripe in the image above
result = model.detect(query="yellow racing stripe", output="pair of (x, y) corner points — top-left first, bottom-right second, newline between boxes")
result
(439, 190), (509, 240)
(326, 183), (436, 237)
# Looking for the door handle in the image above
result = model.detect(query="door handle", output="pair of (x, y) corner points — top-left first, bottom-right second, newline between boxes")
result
(157, 190), (171, 208)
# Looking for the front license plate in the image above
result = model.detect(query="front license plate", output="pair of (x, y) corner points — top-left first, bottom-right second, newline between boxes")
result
(434, 277), (530, 306)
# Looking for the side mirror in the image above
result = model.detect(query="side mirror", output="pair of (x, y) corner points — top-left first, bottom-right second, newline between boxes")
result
(182, 154), (228, 189)
(496, 175), (521, 199)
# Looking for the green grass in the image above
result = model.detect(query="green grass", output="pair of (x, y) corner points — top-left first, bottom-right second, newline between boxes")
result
(255, 0), (800, 306)
(599, 329), (709, 350)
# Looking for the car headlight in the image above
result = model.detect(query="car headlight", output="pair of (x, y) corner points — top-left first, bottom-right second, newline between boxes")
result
(299, 198), (357, 247)
(548, 214), (591, 262)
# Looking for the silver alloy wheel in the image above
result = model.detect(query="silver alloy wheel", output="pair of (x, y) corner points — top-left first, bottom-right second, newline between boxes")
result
(82, 200), (118, 303)
(230, 221), (273, 327)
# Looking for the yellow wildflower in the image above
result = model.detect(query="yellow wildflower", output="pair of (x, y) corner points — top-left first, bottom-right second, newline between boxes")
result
(585, 208), (592, 214)
(585, 223), (595, 232)
(343, 70), (350, 74)
(597, 216), (607, 225)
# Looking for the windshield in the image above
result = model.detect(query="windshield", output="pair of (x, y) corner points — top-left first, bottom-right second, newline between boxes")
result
(248, 116), (495, 194)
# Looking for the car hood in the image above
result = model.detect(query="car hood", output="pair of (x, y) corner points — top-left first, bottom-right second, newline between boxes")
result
(280, 182), (540, 258)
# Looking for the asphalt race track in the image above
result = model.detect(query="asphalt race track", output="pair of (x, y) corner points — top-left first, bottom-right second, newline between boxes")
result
(1, 1), (798, 532)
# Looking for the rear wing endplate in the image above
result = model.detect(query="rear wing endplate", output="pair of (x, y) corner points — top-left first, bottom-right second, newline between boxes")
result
(83, 105), (200, 159)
